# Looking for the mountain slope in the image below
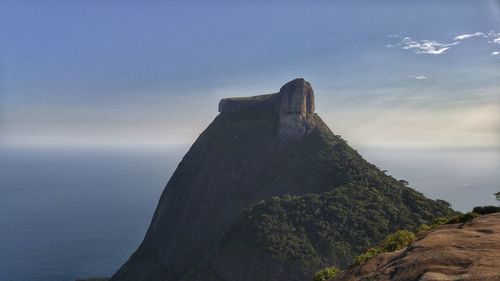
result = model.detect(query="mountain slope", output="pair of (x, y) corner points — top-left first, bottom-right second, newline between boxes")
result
(183, 125), (453, 281)
(331, 213), (500, 281)
(110, 78), (454, 281)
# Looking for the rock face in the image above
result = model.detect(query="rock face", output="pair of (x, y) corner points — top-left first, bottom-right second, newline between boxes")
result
(277, 78), (316, 139)
(278, 78), (315, 115)
(332, 213), (500, 281)
(218, 78), (316, 139)
(110, 78), (454, 281)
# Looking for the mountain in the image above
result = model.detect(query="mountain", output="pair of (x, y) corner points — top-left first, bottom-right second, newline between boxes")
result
(110, 78), (454, 281)
(331, 213), (500, 281)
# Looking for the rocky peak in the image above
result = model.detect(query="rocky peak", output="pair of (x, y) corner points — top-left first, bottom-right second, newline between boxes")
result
(218, 78), (317, 139)
(278, 78), (315, 116)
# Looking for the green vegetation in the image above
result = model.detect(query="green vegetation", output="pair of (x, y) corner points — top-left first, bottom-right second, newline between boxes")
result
(416, 216), (448, 234)
(350, 206), (499, 267)
(352, 230), (415, 266)
(214, 117), (455, 274)
(472, 206), (500, 215)
(224, 179), (454, 270)
(312, 267), (340, 281)
(351, 214), (462, 267)
(352, 247), (383, 266)
(180, 113), (456, 280)
(383, 230), (416, 251)
(445, 212), (481, 224)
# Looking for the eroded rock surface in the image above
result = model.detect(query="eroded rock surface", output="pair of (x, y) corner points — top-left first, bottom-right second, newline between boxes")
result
(332, 213), (500, 281)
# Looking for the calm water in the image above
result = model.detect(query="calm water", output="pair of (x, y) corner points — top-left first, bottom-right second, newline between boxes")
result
(0, 145), (187, 281)
(0, 145), (498, 281)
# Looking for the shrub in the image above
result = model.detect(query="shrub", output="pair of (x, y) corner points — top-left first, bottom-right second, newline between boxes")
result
(472, 206), (500, 215)
(382, 230), (416, 252)
(416, 216), (452, 234)
(352, 230), (415, 266)
(416, 224), (431, 234)
(436, 199), (451, 208)
(312, 267), (340, 281)
(431, 217), (449, 226)
(352, 247), (383, 266)
(446, 212), (480, 224)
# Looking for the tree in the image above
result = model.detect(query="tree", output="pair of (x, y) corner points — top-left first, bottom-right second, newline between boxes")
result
(398, 180), (409, 186)
(495, 192), (500, 201)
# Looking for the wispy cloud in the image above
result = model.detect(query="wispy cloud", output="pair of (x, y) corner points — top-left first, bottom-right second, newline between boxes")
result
(454, 32), (486, 40)
(401, 37), (459, 55)
(387, 33), (401, 39)
(410, 75), (427, 80)
(389, 31), (500, 56)
(492, 51), (499, 56)
(456, 31), (500, 44)
(487, 31), (500, 44)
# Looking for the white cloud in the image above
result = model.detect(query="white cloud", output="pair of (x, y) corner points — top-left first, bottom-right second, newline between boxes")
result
(492, 51), (499, 55)
(392, 31), (500, 56)
(401, 37), (459, 55)
(410, 75), (427, 80)
(454, 32), (486, 40)
(487, 31), (500, 44)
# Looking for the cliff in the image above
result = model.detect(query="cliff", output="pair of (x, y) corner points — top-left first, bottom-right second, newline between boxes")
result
(331, 213), (500, 281)
(110, 78), (454, 281)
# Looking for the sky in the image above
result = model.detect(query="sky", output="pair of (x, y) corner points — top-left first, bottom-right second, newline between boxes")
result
(1, 0), (499, 148)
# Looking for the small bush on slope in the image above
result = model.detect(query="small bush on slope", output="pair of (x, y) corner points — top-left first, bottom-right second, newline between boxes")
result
(382, 230), (416, 251)
(446, 212), (481, 224)
(312, 267), (340, 281)
(352, 230), (415, 266)
(472, 206), (500, 215)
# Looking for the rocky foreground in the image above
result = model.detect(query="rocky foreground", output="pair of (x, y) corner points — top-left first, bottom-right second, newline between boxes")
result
(332, 213), (500, 281)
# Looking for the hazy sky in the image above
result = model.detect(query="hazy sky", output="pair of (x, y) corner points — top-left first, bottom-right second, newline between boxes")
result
(1, 0), (499, 148)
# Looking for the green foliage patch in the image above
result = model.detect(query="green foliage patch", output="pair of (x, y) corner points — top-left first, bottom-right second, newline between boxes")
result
(472, 206), (500, 215)
(312, 267), (340, 281)
(224, 180), (454, 270)
(352, 230), (415, 266)
(446, 212), (481, 224)
(382, 230), (416, 252)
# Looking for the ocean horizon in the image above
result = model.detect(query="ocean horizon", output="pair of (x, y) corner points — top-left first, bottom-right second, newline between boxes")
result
(1, 144), (498, 281)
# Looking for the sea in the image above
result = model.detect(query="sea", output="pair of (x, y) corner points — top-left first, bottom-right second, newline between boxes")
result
(1, 144), (498, 281)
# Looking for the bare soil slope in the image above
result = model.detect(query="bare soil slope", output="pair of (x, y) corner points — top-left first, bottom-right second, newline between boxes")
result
(332, 213), (500, 281)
